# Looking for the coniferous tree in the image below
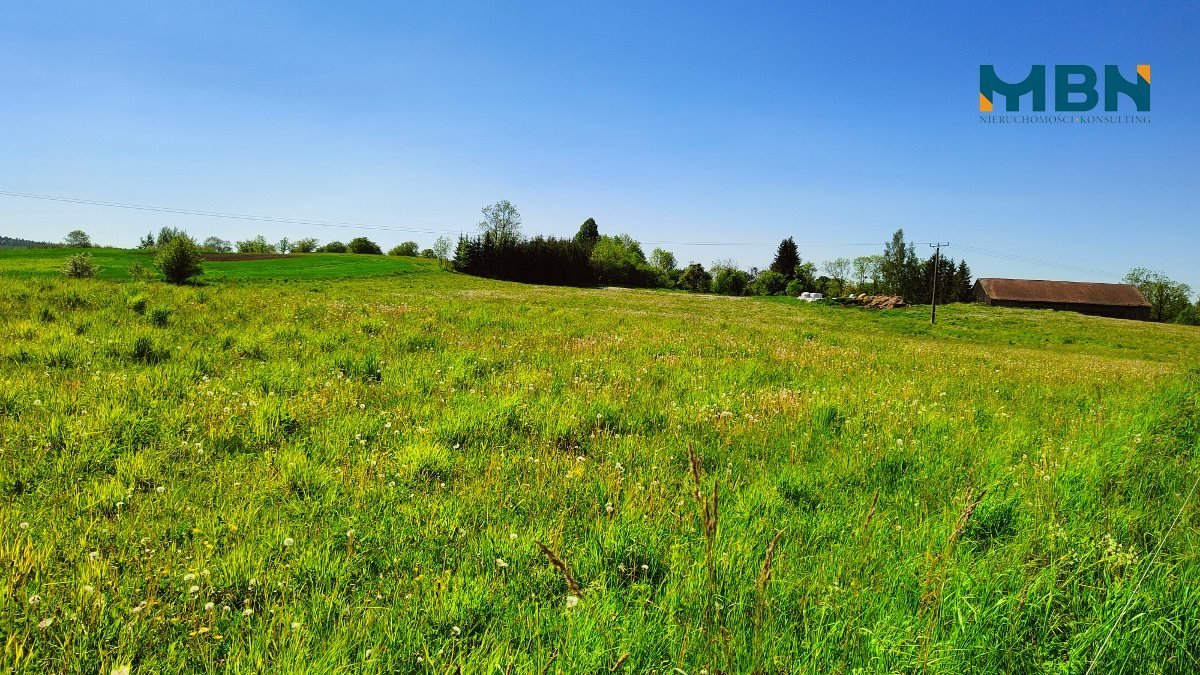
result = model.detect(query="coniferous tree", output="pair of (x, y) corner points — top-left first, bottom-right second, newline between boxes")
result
(770, 237), (801, 279)
(954, 259), (974, 302)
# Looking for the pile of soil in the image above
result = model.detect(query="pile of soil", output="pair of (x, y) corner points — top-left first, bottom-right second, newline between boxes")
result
(860, 295), (907, 309)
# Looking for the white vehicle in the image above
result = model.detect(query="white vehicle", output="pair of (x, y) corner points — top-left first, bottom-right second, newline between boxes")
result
(797, 292), (824, 302)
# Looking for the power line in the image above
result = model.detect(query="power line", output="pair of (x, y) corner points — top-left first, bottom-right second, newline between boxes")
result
(952, 243), (1124, 279)
(0, 189), (1133, 279)
(0, 190), (461, 236)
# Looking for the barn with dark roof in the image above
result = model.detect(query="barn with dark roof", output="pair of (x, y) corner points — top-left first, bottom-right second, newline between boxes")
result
(972, 278), (1152, 321)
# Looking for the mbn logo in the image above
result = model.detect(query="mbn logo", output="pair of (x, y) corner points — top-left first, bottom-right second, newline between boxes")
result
(979, 65), (1150, 112)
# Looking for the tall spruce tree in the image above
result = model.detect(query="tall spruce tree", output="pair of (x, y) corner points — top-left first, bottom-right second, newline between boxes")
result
(770, 237), (801, 279)
(954, 259), (974, 302)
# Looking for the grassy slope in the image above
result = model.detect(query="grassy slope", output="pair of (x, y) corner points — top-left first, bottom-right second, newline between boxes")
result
(1, 270), (1199, 673)
(0, 247), (438, 281)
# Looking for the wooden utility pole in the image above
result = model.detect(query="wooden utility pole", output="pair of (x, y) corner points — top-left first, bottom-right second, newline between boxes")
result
(929, 242), (949, 324)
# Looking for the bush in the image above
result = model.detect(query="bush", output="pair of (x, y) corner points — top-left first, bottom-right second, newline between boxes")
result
(155, 236), (204, 284)
(60, 253), (98, 278)
(347, 237), (383, 255)
(712, 267), (750, 296)
(752, 269), (788, 296)
(678, 264), (712, 293)
(319, 241), (347, 253)
(128, 263), (150, 281)
(127, 295), (148, 314)
(420, 248), (436, 258)
(1176, 303), (1200, 326)
(785, 279), (804, 297)
(235, 235), (276, 254)
(389, 241), (420, 257)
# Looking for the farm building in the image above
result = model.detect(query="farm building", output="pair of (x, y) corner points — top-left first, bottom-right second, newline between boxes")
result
(972, 278), (1151, 321)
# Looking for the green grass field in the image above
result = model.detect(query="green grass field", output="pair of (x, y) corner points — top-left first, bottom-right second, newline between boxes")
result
(0, 247), (438, 281)
(2, 255), (1199, 673)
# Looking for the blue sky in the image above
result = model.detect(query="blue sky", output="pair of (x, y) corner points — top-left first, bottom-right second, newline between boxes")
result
(2, 1), (1197, 290)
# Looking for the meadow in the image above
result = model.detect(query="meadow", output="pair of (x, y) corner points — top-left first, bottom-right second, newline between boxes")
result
(2, 251), (1199, 673)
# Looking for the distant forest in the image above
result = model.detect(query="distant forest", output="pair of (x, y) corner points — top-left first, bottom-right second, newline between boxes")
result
(0, 235), (58, 248)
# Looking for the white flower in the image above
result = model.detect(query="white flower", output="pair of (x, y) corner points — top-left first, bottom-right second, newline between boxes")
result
(509, 533), (518, 540)
(243, 608), (253, 616)
(112, 666), (131, 675)
(565, 595), (580, 609)
(83, 585), (94, 594)
(28, 595), (41, 605)
(19, 522), (29, 530)
(495, 558), (508, 569)
(189, 586), (200, 594)
(89, 551), (100, 561)
(451, 626), (461, 636)
(155, 486), (165, 493)
(605, 502), (614, 514)
(204, 602), (214, 611)
(283, 537), (294, 547)
(183, 573), (197, 581)
(346, 529), (355, 537)
(291, 621), (301, 630)
(38, 617), (53, 629)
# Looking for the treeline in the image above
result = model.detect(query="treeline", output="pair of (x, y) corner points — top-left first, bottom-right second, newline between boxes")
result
(454, 204), (668, 287)
(454, 201), (976, 303)
(132, 227), (453, 259)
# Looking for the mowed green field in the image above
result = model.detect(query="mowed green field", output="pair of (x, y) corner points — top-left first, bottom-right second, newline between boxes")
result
(2, 254), (1200, 673)
(0, 247), (437, 281)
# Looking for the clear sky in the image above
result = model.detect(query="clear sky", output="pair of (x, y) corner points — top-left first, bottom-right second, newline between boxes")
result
(2, 1), (1197, 291)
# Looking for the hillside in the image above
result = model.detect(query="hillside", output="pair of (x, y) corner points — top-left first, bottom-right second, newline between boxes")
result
(1, 268), (1198, 673)
(0, 247), (441, 281)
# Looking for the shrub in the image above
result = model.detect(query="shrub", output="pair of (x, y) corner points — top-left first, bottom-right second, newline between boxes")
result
(1176, 303), (1200, 326)
(127, 295), (148, 314)
(712, 267), (750, 296)
(235, 235), (276, 254)
(60, 253), (98, 278)
(785, 279), (804, 297)
(389, 241), (420, 257)
(128, 263), (150, 281)
(347, 237), (383, 255)
(752, 269), (788, 296)
(154, 236), (204, 284)
(319, 241), (347, 253)
(678, 264), (712, 293)
(148, 307), (171, 327)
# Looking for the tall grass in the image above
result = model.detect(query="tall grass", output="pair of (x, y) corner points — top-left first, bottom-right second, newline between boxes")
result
(1, 270), (1198, 673)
